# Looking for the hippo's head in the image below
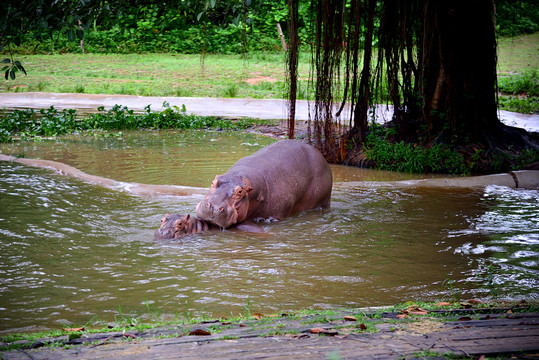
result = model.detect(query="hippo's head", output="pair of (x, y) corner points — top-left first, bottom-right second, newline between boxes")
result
(153, 213), (191, 240)
(196, 175), (253, 229)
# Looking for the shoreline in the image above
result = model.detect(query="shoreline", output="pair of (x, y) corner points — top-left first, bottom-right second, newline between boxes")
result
(1, 92), (538, 132)
(1, 301), (537, 359)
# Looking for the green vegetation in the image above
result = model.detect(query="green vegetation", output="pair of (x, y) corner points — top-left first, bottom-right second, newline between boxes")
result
(496, 0), (539, 37)
(1, 2), (536, 175)
(363, 124), (470, 174)
(498, 69), (538, 114)
(0, 102), (272, 142)
(2, 33), (537, 115)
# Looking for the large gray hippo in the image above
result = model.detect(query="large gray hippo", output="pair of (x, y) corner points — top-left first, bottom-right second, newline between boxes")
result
(196, 139), (332, 229)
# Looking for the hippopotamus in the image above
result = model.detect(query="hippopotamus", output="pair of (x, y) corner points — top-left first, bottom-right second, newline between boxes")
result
(153, 212), (266, 240)
(195, 139), (332, 229)
(153, 213), (215, 240)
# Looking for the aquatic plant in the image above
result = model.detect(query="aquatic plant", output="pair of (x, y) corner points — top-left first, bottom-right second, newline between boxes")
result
(0, 102), (271, 142)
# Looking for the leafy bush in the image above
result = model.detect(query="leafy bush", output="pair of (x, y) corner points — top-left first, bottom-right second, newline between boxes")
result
(363, 124), (469, 174)
(498, 96), (539, 114)
(498, 70), (538, 114)
(498, 70), (538, 96)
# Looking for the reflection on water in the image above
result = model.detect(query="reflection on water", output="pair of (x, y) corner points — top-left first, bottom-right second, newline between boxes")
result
(0, 131), (537, 334)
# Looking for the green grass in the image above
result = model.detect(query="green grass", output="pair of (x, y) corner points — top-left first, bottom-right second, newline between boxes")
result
(497, 32), (539, 75)
(0, 52), (295, 99)
(1, 33), (536, 113)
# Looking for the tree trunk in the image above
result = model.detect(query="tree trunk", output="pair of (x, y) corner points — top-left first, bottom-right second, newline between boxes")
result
(286, 0), (299, 139)
(421, 0), (499, 145)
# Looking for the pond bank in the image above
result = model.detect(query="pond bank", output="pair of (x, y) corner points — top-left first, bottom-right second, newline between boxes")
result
(1, 304), (537, 359)
(1, 92), (538, 132)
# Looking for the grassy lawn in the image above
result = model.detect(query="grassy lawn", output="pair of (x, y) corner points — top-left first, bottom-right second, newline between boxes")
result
(0, 52), (300, 99)
(1, 32), (537, 103)
(497, 32), (539, 75)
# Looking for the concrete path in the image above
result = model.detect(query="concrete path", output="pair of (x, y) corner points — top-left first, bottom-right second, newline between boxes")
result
(1, 92), (538, 132)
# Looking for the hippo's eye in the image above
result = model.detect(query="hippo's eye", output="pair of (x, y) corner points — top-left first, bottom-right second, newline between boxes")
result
(218, 207), (224, 212)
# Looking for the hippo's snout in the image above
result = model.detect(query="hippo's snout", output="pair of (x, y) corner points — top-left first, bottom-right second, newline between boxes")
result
(196, 198), (236, 229)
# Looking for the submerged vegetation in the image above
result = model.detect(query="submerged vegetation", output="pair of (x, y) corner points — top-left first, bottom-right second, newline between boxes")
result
(0, 102), (271, 142)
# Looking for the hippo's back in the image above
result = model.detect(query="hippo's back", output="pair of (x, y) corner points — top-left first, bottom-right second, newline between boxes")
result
(231, 139), (332, 216)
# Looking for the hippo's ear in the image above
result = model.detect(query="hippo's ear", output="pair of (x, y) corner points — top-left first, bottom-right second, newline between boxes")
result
(173, 218), (186, 237)
(160, 213), (170, 227)
(210, 175), (222, 192)
(185, 214), (191, 221)
(241, 177), (253, 192)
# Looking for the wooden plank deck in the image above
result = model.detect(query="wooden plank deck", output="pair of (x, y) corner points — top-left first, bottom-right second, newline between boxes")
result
(1, 310), (537, 359)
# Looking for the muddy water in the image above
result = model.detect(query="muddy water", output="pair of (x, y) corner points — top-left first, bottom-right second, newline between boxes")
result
(0, 131), (537, 334)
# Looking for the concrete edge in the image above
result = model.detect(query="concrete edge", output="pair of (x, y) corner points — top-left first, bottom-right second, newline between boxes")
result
(336, 170), (539, 190)
(2, 154), (538, 192)
(0, 154), (208, 197)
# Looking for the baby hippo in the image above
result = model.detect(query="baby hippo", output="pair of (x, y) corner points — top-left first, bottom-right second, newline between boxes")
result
(153, 212), (266, 240)
(153, 213), (215, 240)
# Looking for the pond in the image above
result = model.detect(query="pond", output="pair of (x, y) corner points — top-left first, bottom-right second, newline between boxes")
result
(0, 130), (537, 335)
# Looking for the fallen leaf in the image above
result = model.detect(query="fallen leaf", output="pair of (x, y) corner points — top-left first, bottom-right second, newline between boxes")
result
(480, 315), (491, 320)
(239, 324), (246, 328)
(63, 327), (85, 332)
(408, 309), (429, 316)
(122, 334), (136, 339)
(309, 328), (338, 335)
(359, 323), (367, 330)
(221, 322), (232, 325)
(253, 313), (264, 320)
(458, 317), (472, 321)
(460, 302), (473, 309)
(189, 329), (211, 336)
(405, 307), (429, 315)
(343, 316), (357, 322)
(435, 302), (452, 307)
(397, 314), (408, 319)
(467, 299), (482, 305)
